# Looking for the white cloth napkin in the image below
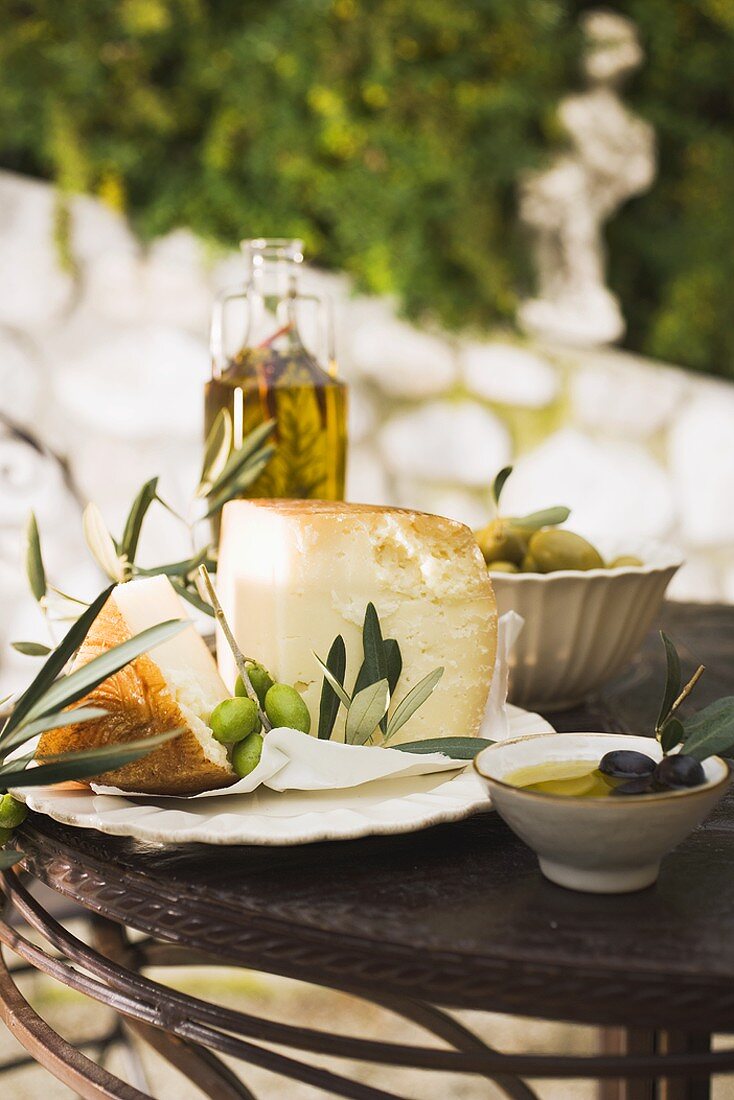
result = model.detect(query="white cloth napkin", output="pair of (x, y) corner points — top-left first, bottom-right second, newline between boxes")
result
(480, 609), (524, 742)
(92, 612), (523, 799)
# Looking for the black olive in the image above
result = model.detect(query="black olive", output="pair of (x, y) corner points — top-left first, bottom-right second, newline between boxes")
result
(599, 749), (656, 780)
(611, 776), (656, 796)
(653, 754), (706, 790)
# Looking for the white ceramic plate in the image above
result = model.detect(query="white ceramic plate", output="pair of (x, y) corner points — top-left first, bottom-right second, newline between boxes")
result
(17, 706), (554, 847)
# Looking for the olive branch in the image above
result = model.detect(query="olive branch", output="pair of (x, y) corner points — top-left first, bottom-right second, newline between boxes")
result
(490, 464), (570, 530)
(16, 410), (275, 653)
(653, 632), (734, 762)
(0, 586), (188, 867)
(313, 602), (491, 758)
(313, 603), (443, 746)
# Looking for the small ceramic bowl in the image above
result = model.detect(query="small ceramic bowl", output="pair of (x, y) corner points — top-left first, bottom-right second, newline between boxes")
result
(474, 732), (729, 894)
(490, 539), (682, 710)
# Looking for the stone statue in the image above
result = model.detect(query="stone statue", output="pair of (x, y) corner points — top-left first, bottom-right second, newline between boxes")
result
(518, 10), (656, 346)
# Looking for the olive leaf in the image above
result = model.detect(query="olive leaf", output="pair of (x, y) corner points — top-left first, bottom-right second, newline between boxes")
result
(153, 494), (189, 527)
(120, 477), (159, 565)
(202, 446), (277, 519)
(83, 503), (127, 582)
(318, 634), (346, 740)
(18, 619), (187, 732)
(394, 736), (495, 759)
(204, 419), (276, 501)
(343, 607), (400, 736)
(492, 466), (513, 508)
(4, 585), (114, 738)
(509, 506), (571, 531)
(136, 547), (213, 580)
(680, 697), (734, 762)
(11, 642), (51, 657)
(47, 586), (89, 608)
(17, 705), (108, 739)
(226, 446), (276, 494)
(354, 603), (387, 688)
(25, 512), (47, 603)
(345, 679), (390, 746)
(353, 603), (390, 731)
(169, 578), (215, 617)
(0, 850), (23, 869)
(385, 667), (444, 742)
(660, 716), (685, 754)
(3, 729), (181, 792)
(197, 408), (233, 498)
(383, 639), (403, 696)
(655, 631), (682, 733)
(312, 652), (352, 709)
(2, 706), (109, 753)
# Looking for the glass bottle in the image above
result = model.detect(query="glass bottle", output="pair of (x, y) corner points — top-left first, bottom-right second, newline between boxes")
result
(205, 238), (347, 511)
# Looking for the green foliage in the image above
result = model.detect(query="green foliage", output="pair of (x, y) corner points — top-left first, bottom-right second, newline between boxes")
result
(607, 0), (734, 378)
(0, 0), (574, 330)
(0, 1), (733, 377)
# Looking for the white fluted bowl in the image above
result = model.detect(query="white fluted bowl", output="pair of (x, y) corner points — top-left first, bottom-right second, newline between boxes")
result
(490, 539), (682, 711)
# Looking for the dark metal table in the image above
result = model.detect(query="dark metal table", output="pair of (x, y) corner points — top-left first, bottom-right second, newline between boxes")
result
(1, 601), (733, 1100)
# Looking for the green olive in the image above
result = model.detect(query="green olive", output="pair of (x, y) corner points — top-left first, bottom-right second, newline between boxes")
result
(232, 732), (264, 778)
(210, 697), (261, 744)
(608, 555), (644, 568)
(488, 560), (520, 573)
(265, 683), (311, 733)
(513, 525), (536, 541)
(0, 795), (27, 830)
(521, 553), (540, 572)
(0, 827), (13, 846)
(235, 662), (274, 707)
(475, 519), (528, 565)
(528, 529), (605, 572)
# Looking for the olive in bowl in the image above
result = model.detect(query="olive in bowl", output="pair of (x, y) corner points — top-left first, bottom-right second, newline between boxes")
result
(475, 467), (682, 709)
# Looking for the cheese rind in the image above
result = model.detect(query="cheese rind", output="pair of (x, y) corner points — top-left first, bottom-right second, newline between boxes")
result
(217, 500), (497, 743)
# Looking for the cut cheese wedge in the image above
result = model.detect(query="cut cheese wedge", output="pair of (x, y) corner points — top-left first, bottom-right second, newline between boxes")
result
(36, 576), (235, 795)
(216, 500), (497, 744)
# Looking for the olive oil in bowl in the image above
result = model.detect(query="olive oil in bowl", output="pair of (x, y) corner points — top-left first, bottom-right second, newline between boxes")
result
(505, 760), (619, 798)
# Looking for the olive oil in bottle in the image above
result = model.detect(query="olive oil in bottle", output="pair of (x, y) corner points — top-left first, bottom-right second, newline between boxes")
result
(206, 238), (347, 516)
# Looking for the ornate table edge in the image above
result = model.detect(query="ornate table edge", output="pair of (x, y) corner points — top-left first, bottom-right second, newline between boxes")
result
(13, 821), (734, 1035)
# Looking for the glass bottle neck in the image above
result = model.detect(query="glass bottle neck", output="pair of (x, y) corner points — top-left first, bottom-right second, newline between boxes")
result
(245, 265), (302, 352)
(242, 240), (303, 348)
(248, 260), (298, 300)
(210, 237), (338, 372)
(243, 238), (303, 299)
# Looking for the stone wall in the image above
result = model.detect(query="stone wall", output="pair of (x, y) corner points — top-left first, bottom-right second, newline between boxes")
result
(1, 170), (733, 691)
